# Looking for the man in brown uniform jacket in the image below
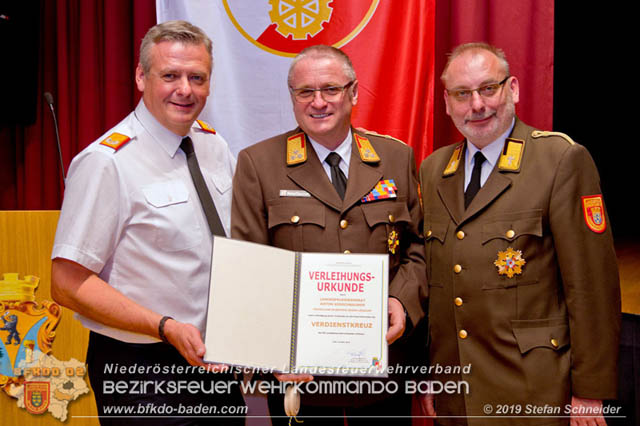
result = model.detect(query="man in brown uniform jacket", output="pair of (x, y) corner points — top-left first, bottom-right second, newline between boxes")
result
(420, 42), (620, 426)
(231, 45), (427, 425)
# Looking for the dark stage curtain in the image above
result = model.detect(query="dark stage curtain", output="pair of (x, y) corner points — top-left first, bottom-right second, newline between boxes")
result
(0, 0), (555, 210)
(434, 0), (554, 150)
(0, 0), (155, 210)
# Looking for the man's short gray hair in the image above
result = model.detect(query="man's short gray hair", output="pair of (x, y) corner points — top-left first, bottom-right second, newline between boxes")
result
(441, 42), (510, 85)
(288, 45), (356, 86)
(139, 20), (213, 73)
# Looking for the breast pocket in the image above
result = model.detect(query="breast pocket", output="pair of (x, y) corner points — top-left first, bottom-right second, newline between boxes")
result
(208, 171), (232, 195)
(481, 210), (543, 289)
(360, 199), (412, 254)
(267, 200), (325, 251)
(142, 180), (203, 252)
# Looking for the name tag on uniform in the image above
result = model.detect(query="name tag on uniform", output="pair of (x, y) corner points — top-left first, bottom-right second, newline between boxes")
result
(280, 190), (311, 198)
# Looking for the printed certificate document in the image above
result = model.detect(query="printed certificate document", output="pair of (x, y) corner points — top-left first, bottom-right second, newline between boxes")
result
(204, 237), (388, 377)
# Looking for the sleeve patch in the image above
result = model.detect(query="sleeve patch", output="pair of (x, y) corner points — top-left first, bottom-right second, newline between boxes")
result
(581, 194), (606, 233)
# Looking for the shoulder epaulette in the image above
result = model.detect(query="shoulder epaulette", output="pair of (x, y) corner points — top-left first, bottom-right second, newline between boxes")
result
(196, 119), (217, 134)
(99, 132), (131, 151)
(287, 132), (307, 165)
(360, 128), (406, 145)
(531, 130), (575, 145)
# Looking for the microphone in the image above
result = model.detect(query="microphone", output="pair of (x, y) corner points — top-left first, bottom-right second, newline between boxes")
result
(44, 92), (66, 187)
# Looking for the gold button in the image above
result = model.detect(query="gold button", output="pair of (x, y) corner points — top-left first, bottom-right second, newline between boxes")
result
(459, 329), (468, 339)
(388, 214), (395, 223)
(343, 250), (351, 254)
(454, 264), (462, 273)
(456, 231), (465, 240)
(291, 215), (300, 224)
(426, 230), (432, 237)
(340, 219), (348, 229)
(454, 297), (463, 307)
(506, 229), (515, 239)
(550, 338), (558, 348)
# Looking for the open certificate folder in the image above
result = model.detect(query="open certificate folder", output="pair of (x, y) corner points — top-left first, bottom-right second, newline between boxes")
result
(204, 237), (389, 377)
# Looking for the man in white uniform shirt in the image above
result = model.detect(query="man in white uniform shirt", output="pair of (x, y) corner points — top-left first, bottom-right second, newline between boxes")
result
(51, 20), (244, 425)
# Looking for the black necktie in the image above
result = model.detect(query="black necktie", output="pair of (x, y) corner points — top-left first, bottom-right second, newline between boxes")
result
(464, 151), (486, 209)
(180, 137), (226, 236)
(326, 152), (347, 200)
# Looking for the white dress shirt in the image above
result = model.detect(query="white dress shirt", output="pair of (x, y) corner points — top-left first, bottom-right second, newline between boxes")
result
(52, 101), (235, 343)
(464, 119), (516, 191)
(308, 130), (352, 181)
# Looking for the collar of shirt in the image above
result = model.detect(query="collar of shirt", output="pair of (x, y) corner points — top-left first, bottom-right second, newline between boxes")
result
(464, 118), (515, 190)
(134, 101), (185, 158)
(308, 130), (352, 181)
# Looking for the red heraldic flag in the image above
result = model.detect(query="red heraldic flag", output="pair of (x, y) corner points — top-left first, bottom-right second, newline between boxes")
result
(156, 0), (435, 163)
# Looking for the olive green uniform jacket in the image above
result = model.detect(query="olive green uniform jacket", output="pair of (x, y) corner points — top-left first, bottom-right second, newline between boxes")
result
(231, 127), (428, 406)
(419, 118), (620, 425)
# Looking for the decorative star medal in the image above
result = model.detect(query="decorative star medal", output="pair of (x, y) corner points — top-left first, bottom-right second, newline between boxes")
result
(388, 229), (399, 254)
(494, 247), (526, 278)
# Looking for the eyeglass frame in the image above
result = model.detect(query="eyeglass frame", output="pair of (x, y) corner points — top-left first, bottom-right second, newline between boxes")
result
(289, 81), (356, 103)
(446, 76), (511, 102)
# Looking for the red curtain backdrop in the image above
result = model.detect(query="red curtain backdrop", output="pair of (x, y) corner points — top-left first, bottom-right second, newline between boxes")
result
(0, 0), (155, 210)
(0, 0), (553, 211)
(434, 0), (554, 149)
(343, 0), (435, 165)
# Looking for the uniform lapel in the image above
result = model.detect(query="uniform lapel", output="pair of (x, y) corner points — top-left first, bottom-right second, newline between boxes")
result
(460, 171), (512, 223)
(342, 133), (383, 213)
(459, 118), (530, 224)
(287, 137), (343, 211)
(435, 140), (514, 226)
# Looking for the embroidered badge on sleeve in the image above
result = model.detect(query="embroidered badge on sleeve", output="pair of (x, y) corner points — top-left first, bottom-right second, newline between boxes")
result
(581, 195), (606, 233)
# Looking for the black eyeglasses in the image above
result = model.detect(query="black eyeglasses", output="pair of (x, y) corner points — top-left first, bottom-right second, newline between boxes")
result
(447, 76), (510, 102)
(289, 81), (355, 103)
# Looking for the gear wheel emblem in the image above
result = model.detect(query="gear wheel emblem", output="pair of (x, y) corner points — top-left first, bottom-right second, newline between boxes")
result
(268, 0), (333, 40)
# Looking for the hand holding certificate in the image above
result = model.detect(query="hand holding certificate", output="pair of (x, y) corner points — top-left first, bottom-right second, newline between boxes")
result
(204, 237), (389, 377)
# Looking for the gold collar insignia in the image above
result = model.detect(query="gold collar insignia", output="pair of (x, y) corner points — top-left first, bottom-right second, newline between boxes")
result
(498, 138), (525, 171)
(354, 134), (380, 163)
(443, 144), (464, 176)
(287, 132), (307, 165)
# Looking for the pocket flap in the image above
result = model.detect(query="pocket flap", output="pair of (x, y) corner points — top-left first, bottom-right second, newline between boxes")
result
(511, 318), (569, 354)
(142, 181), (189, 207)
(482, 211), (543, 244)
(267, 202), (325, 229)
(361, 201), (411, 227)
(424, 220), (449, 243)
(209, 172), (232, 194)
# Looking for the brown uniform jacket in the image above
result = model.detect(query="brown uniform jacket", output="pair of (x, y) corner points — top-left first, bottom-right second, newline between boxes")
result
(419, 119), (620, 425)
(231, 128), (428, 404)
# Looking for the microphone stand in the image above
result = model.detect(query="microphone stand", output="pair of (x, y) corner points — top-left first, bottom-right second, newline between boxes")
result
(44, 92), (66, 188)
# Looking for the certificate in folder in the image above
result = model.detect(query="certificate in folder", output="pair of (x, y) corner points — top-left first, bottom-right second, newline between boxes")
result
(204, 237), (389, 377)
